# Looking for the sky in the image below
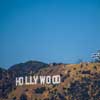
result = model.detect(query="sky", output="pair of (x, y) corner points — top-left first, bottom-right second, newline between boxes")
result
(0, 0), (100, 68)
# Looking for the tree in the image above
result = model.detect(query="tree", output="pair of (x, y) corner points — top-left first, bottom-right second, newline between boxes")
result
(92, 50), (100, 62)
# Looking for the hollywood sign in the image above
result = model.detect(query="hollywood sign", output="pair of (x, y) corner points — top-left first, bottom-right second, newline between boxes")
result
(16, 75), (61, 86)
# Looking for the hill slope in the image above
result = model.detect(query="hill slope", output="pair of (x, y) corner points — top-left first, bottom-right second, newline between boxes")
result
(0, 62), (100, 100)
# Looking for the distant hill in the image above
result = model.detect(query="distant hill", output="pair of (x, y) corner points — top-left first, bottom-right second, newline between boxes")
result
(0, 61), (100, 100)
(8, 60), (48, 77)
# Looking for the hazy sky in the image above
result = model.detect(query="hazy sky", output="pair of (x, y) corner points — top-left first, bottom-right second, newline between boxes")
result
(0, 0), (100, 68)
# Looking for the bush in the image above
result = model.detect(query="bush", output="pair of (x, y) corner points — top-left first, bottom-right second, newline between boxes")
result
(20, 93), (27, 100)
(35, 87), (46, 94)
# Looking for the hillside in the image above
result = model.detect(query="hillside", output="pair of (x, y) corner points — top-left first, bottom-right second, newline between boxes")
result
(0, 62), (100, 100)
